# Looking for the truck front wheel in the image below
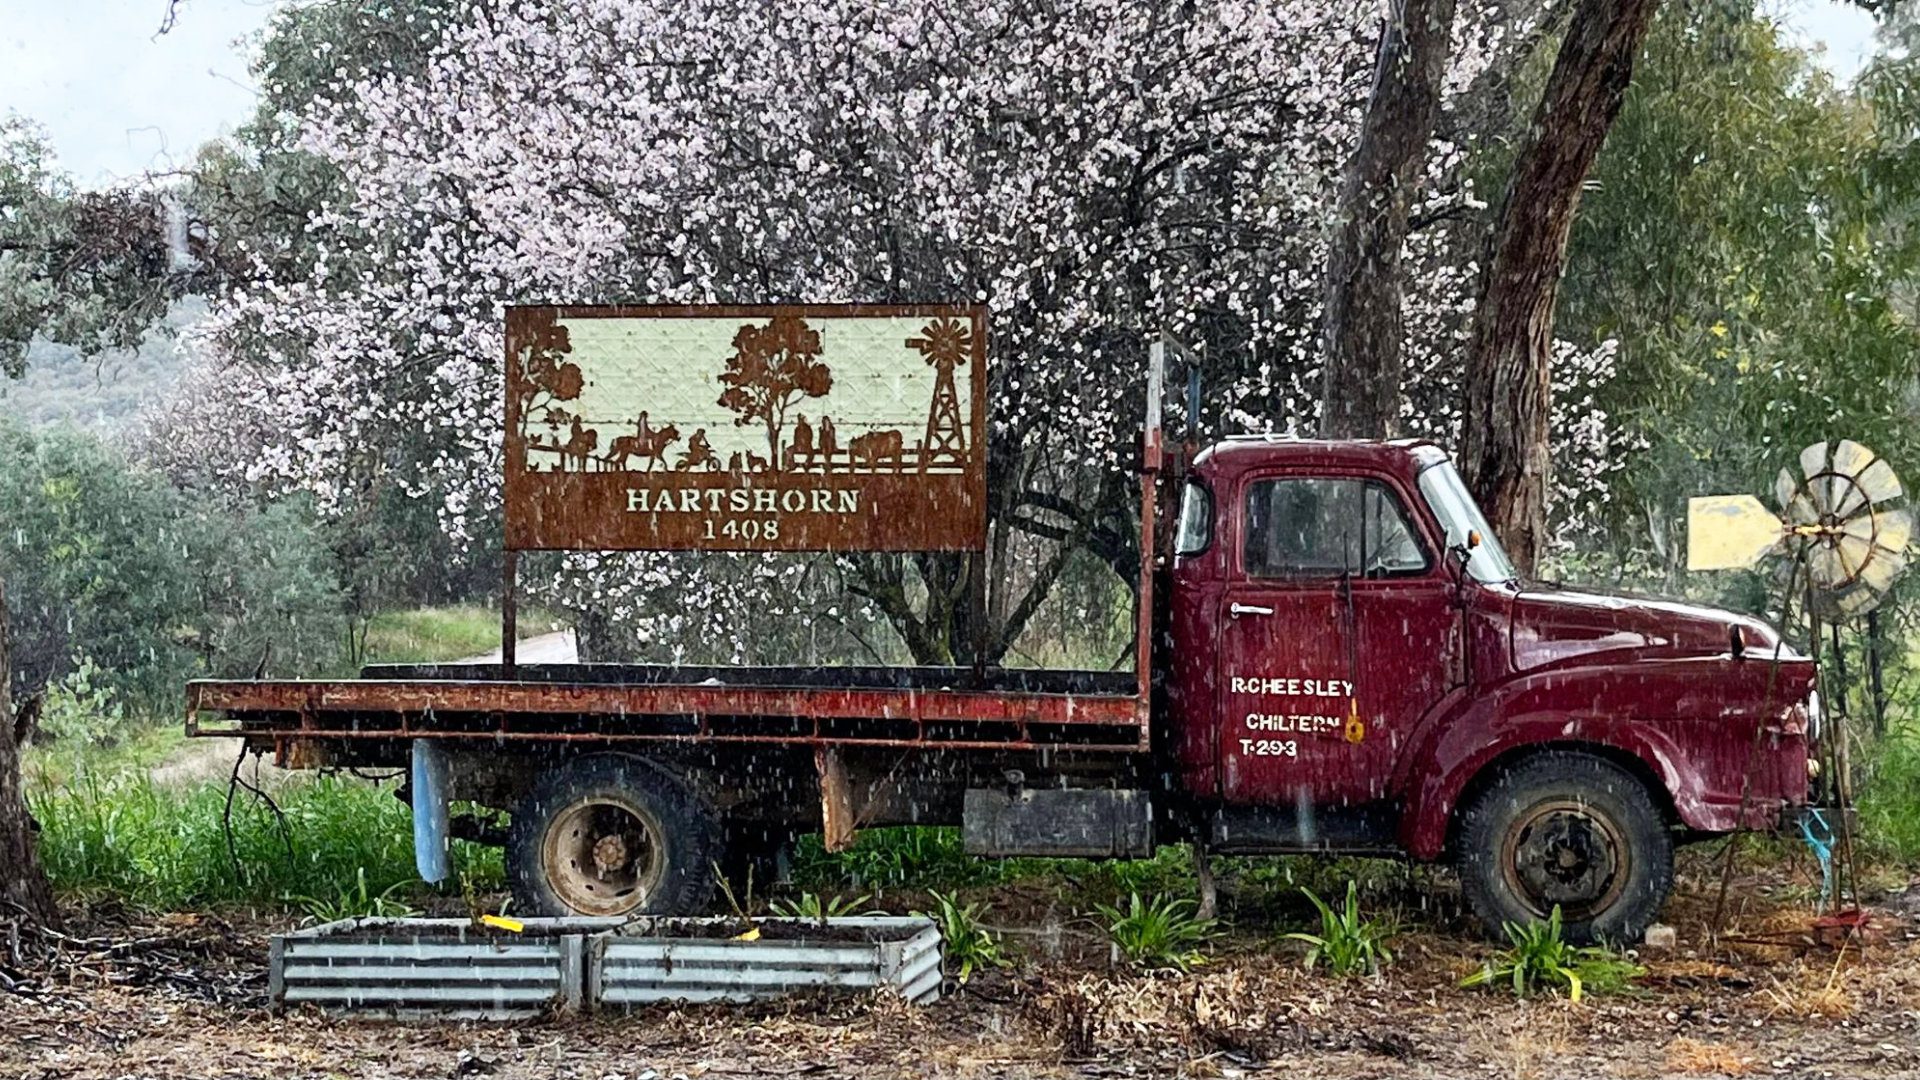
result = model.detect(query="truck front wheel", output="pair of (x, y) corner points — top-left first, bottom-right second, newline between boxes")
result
(508, 755), (721, 918)
(1455, 752), (1673, 946)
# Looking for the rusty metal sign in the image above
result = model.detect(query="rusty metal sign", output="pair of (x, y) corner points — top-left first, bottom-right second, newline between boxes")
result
(504, 305), (988, 552)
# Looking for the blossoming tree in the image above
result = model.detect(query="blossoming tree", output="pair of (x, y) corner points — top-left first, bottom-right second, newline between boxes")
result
(185, 0), (1626, 663)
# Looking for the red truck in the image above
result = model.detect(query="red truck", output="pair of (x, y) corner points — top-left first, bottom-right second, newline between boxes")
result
(187, 432), (1818, 944)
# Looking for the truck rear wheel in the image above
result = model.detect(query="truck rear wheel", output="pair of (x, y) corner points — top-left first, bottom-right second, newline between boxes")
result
(508, 755), (721, 918)
(1455, 752), (1672, 946)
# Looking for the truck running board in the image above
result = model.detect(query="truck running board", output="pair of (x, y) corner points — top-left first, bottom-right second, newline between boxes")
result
(962, 788), (1153, 858)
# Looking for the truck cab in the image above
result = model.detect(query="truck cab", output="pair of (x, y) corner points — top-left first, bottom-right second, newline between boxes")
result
(1161, 437), (1815, 941)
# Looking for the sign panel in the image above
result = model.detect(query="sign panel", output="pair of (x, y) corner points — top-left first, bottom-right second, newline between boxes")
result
(504, 305), (988, 552)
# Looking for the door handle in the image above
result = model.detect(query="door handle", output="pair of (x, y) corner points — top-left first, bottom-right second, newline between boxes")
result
(1229, 602), (1274, 618)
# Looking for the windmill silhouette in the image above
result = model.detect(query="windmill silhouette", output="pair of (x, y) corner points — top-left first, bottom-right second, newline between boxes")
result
(907, 317), (972, 472)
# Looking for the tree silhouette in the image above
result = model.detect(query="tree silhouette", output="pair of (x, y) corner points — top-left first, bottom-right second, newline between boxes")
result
(519, 320), (584, 432)
(715, 315), (833, 466)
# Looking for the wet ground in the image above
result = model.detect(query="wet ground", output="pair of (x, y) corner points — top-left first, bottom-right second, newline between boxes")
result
(4, 866), (1919, 1079)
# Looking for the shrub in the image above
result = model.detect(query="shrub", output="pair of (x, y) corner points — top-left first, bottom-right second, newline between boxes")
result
(1461, 906), (1643, 1002)
(1284, 880), (1394, 977)
(1095, 892), (1216, 971)
(34, 656), (126, 747)
(914, 890), (1007, 983)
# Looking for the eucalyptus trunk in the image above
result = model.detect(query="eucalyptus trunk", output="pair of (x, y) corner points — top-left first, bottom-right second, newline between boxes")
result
(1461, 0), (1661, 573)
(1319, 0), (1459, 439)
(0, 574), (56, 925)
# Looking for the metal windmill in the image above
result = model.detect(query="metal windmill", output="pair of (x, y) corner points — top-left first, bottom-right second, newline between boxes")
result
(907, 317), (971, 472)
(1688, 439), (1910, 619)
(1690, 439), (1909, 922)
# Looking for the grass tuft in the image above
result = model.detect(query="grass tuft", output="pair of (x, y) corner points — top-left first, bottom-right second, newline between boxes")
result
(1095, 891), (1216, 971)
(1283, 880), (1394, 977)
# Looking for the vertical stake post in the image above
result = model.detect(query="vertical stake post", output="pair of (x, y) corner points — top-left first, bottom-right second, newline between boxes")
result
(502, 550), (519, 672)
(1135, 337), (1165, 724)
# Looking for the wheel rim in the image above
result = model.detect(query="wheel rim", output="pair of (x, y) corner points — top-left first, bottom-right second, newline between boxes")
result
(1498, 797), (1630, 922)
(540, 795), (666, 916)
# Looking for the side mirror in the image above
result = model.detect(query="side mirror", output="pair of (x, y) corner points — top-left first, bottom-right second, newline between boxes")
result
(1446, 535), (1476, 600)
(1449, 532), (1478, 572)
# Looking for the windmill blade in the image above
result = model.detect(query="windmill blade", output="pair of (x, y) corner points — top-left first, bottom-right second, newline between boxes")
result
(1800, 441), (1831, 482)
(1832, 439), (1876, 479)
(1775, 466), (1798, 515)
(1687, 495), (1783, 570)
(1801, 442), (1837, 516)
(1872, 507), (1913, 555)
(1856, 458), (1903, 504)
(1806, 543), (1850, 591)
(1834, 586), (1884, 619)
(1858, 549), (1908, 592)
(1831, 441), (1879, 517)
(1780, 467), (1819, 525)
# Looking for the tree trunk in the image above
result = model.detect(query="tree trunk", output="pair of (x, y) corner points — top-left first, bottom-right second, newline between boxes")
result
(1460, 0), (1660, 574)
(1319, 0), (1459, 439)
(0, 574), (57, 925)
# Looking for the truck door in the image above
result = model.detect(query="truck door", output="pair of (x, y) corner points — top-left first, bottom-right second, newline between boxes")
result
(1217, 474), (1457, 808)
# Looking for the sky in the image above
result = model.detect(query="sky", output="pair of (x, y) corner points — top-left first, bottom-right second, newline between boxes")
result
(0, 0), (1891, 188)
(0, 0), (286, 187)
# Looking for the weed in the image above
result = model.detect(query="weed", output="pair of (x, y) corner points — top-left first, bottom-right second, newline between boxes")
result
(914, 890), (1008, 983)
(1094, 891), (1216, 971)
(292, 865), (421, 924)
(1283, 880), (1394, 977)
(1461, 906), (1643, 1002)
(711, 860), (758, 920)
(769, 891), (878, 919)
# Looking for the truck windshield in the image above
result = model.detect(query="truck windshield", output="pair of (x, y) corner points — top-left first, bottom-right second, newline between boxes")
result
(1417, 460), (1520, 584)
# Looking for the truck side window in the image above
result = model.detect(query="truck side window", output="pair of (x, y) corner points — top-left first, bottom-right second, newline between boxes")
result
(1174, 481), (1212, 556)
(1243, 478), (1428, 579)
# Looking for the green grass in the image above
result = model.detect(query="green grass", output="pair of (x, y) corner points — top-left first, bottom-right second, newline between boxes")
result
(24, 721), (185, 788)
(1859, 730), (1920, 863)
(359, 605), (564, 665)
(29, 770), (500, 911)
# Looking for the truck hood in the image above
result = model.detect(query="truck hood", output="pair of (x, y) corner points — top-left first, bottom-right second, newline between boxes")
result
(1510, 584), (1789, 672)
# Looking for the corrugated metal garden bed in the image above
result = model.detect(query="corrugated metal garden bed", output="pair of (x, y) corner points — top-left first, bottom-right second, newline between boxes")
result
(592, 916), (943, 1008)
(271, 915), (943, 1019)
(271, 917), (622, 1020)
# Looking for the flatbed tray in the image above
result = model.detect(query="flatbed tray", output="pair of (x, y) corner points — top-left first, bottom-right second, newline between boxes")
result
(187, 662), (1146, 753)
(361, 661), (1133, 695)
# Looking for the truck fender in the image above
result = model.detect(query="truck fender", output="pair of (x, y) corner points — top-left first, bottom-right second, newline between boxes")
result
(1393, 667), (1744, 861)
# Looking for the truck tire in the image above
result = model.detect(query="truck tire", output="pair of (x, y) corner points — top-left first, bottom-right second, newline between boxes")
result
(508, 755), (721, 918)
(1455, 752), (1673, 946)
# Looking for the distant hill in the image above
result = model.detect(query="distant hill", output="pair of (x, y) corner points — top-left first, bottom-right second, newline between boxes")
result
(0, 298), (204, 438)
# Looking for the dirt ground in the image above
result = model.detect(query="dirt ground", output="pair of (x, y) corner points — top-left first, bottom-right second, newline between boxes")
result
(5, 861), (1919, 1080)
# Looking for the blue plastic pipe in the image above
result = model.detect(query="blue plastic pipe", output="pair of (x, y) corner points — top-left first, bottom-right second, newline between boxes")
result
(411, 739), (451, 884)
